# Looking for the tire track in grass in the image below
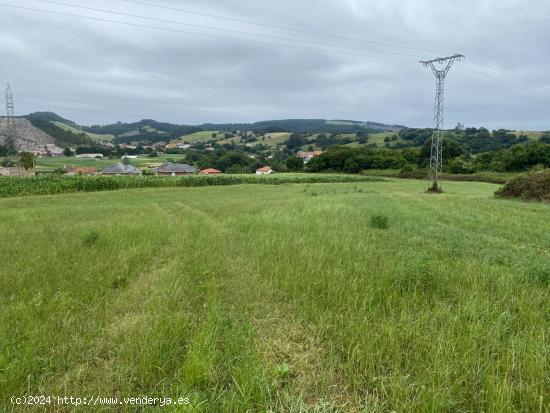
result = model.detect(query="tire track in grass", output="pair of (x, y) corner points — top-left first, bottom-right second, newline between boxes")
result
(48, 201), (202, 400)
(160, 197), (347, 411)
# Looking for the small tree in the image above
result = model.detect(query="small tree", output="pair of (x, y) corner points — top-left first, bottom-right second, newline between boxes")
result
(63, 147), (74, 157)
(19, 152), (35, 170)
(286, 156), (304, 171)
(122, 156), (131, 165)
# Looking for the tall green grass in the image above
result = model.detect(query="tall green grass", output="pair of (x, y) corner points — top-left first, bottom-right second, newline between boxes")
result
(0, 180), (548, 412)
(0, 174), (381, 197)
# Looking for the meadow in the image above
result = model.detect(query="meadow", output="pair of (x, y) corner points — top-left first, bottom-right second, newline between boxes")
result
(27, 154), (189, 172)
(0, 180), (548, 412)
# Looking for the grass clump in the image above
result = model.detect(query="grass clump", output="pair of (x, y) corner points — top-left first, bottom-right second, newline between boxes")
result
(495, 169), (550, 202)
(82, 230), (100, 247)
(369, 213), (389, 229)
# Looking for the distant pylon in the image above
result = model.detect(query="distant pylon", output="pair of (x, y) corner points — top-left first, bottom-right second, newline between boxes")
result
(4, 84), (17, 174)
(420, 54), (464, 191)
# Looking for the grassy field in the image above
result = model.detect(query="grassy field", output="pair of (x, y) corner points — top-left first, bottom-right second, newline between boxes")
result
(514, 130), (544, 141)
(24, 154), (188, 172)
(52, 121), (115, 143)
(179, 131), (222, 142)
(0, 180), (548, 412)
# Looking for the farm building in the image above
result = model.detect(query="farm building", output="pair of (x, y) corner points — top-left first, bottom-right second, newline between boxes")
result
(65, 166), (97, 176)
(256, 166), (274, 175)
(102, 163), (139, 175)
(296, 151), (323, 163)
(76, 153), (104, 159)
(200, 168), (222, 175)
(156, 162), (197, 176)
(43, 144), (64, 157)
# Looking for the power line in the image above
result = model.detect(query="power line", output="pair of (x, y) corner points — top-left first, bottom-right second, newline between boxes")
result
(124, 0), (443, 55)
(459, 64), (550, 97)
(468, 58), (550, 94)
(30, 0), (427, 59)
(33, 1), (549, 99)
(0, 2), (419, 62)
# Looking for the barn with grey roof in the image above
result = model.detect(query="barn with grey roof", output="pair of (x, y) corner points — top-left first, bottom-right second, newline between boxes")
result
(102, 163), (139, 175)
(155, 162), (197, 176)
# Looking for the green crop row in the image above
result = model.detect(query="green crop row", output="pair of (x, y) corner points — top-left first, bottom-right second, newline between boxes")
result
(0, 174), (382, 197)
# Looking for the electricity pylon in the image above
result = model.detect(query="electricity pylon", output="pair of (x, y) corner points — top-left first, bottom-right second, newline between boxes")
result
(420, 54), (464, 192)
(4, 84), (17, 174)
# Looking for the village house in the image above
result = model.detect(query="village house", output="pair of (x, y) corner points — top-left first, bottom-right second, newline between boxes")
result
(164, 142), (179, 150)
(120, 144), (137, 150)
(296, 151), (323, 163)
(44, 144), (64, 157)
(200, 168), (222, 175)
(256, 166), (274, 175)
(101, 163), (139, 175)
(156, 162), (197, 176)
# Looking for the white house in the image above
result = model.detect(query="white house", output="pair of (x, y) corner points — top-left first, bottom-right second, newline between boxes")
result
(75, 153), (104, 159)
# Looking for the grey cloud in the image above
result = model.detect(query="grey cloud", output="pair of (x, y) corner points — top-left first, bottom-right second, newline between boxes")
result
(0, 0), (548, 129)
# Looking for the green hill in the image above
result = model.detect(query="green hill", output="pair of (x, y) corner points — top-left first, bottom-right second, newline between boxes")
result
(24, 112), (94, 148)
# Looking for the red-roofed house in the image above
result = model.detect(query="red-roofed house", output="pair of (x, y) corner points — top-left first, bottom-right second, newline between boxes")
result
(296, 151), (323, 163)
(256, 166), (273, 175)
(200, 168), (222, 175)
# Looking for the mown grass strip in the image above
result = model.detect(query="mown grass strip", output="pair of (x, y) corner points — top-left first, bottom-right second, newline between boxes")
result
(0, 174), (382, 197)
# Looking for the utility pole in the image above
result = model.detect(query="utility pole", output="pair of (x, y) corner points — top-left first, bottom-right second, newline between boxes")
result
(420, 54), (464, 192)
(4, 83), (17, 175)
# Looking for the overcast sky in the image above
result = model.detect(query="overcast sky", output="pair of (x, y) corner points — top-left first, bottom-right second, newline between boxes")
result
(0, 0), (548, 129)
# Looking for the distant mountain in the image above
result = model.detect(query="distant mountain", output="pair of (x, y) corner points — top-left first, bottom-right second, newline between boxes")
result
(81, 118), (407, 145)
(8, 112), (408, 148)
(201, 119), (405, 134)
(25, 112), (79, 128)
(83, 119), (203, 145)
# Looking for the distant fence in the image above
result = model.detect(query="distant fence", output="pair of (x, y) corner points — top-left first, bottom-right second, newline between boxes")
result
(0, 174), (383, 197)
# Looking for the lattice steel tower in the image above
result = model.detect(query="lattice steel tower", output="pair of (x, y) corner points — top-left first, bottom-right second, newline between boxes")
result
(4, 83), (17, 173)
(420, 54), (464, 191)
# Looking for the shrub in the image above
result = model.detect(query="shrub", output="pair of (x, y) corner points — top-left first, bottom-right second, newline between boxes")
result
(369, 214), (389, 229)
(495, 169), (550, 202)
(446, 157), (475, 174)
(399, 167), (428, 179)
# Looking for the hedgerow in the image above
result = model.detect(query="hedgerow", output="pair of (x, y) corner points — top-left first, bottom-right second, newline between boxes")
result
(0, 174), (382, 197)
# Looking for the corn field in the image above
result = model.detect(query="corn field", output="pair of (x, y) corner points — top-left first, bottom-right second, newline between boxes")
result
(0, 174), (381, 197)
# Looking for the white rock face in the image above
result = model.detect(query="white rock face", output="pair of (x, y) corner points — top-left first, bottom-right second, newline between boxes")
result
(0, 118), (56, 151)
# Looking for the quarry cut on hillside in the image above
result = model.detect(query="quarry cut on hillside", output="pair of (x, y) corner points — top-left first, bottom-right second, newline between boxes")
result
(0, 118), (55, 151)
